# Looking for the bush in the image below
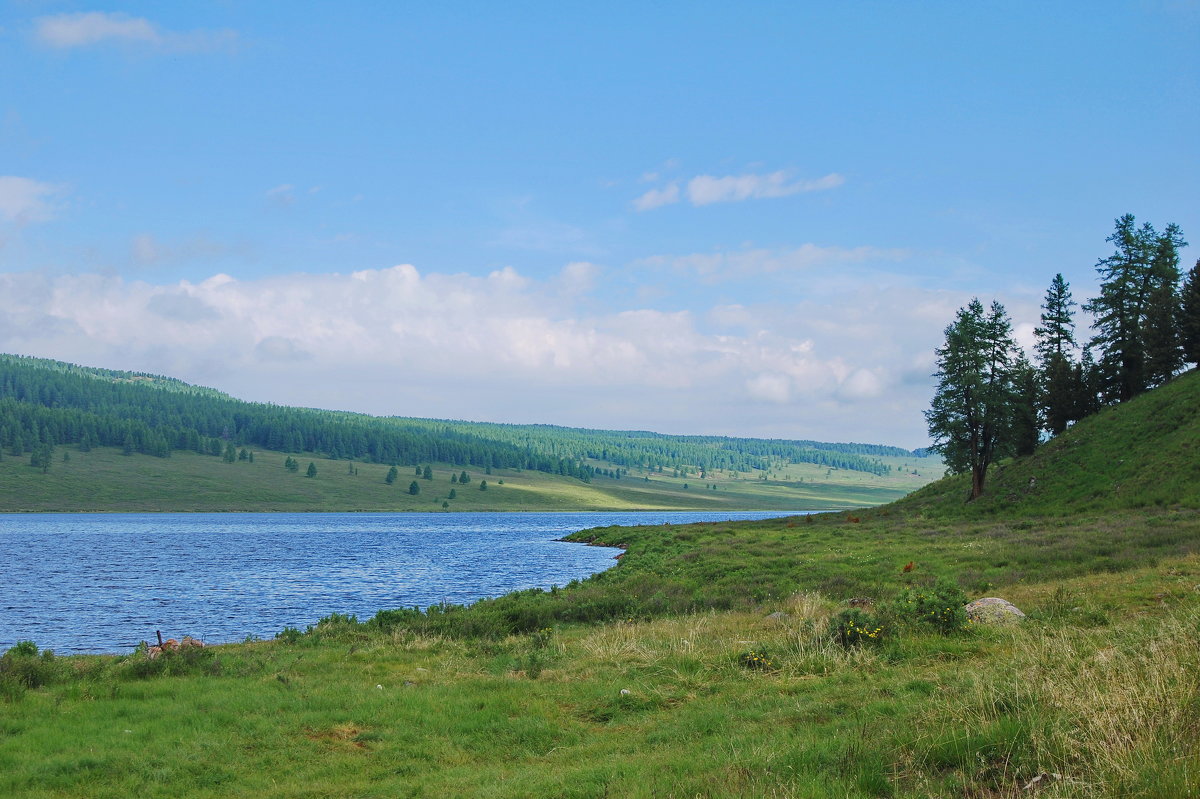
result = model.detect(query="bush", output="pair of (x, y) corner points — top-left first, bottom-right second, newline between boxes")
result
(738, 648), (778, 671)
(892, 578), (970, 634)
(829, 608), (887, 648)
(1, 643), (62, 694)
(6, 641), (38, 658)
(275, 626), (304, 644)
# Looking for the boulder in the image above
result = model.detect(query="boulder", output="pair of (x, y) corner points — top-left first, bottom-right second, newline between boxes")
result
(965, 597), (1025, 624)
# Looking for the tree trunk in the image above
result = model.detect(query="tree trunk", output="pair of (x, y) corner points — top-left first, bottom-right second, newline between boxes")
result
(968, 463), (986, 501)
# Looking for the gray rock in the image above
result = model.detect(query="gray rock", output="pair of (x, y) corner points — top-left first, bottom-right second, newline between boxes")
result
(765, 611), (791, 622)
(965, 597), (1026, 624)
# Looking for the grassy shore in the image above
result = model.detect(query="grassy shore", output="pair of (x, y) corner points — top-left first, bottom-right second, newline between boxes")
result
(0, 446), (940, 513)
(2, 374), (1198, 796)
(1, 508), (1197, 798)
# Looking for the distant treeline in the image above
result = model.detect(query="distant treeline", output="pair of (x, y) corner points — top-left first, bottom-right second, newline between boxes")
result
(0, 354), (918, 478)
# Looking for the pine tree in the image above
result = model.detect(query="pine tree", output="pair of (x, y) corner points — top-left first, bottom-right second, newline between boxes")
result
(1011, 355), (1041, 457)
(408, 480), (420, 496)
(306, 462), (317, 478)
(925, 299), (1020, 501)
(1142, 225), (1187, 385)
(1182, 259), (1200, 368)
(1085, 216), (1187, 401)
(1034, 273), (1080, 435)
(385, 465), (398, 485)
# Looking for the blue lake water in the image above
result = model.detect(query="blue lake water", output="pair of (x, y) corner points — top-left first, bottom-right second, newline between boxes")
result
(0, 511), (793, 654)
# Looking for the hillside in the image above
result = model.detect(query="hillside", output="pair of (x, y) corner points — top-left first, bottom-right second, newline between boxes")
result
(5, 373), (1199, 796)
(896, 366), (1200, 518)
(0, 353), (940, 511)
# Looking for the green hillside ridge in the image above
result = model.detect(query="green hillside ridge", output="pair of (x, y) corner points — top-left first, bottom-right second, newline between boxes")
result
(3, 373), (1199, 796)
(0, 353), (940, 512)
(898, 366), (1200, 518)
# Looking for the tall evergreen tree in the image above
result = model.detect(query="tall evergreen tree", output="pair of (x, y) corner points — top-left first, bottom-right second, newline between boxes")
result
(1084, 215), (1154, 402)
(1085, 216), (1187, 401)
(925, 299), (1020, 501)
(1033, 274), (1079, 435)
(1010, 355), (1041, 457)
(1034, 273), (1077, 364)
(1182, 259), (1200, 368)
(1142, 225), (1187, 385)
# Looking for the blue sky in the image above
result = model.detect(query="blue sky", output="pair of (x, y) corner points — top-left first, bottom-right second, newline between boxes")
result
(1, 2), (1196, 447)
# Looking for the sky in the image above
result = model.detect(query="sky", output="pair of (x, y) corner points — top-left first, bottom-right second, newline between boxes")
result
(1, 2), (1196, 448)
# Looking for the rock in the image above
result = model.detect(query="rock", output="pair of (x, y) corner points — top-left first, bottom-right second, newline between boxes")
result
(619, 689), (631, 696)
(965, 597), (1026, 624)
(765, 611), (790, 622)
(846, 597), (874, 609)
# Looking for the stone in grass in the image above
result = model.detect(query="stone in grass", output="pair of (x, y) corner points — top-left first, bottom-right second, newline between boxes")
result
(965, 597), (1026, 625)
(765, 611), (791, 622)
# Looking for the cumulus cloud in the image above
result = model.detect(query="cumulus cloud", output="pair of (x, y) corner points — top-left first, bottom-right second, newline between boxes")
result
(632, 183), (680, 211)
(687, 171), (844, 206)
(0, 176), (63, 225)
(634, 170), (844, 211)
(0, 258), (1021, 445)
(33, 12), (237, 53)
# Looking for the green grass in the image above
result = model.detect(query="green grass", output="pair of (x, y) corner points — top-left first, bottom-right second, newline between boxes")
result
(4, 372), (1200, 796)
(0, 446), (941, 513)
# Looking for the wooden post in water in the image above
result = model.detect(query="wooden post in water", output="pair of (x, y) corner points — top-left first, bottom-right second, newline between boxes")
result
(156, 630), (163, 647)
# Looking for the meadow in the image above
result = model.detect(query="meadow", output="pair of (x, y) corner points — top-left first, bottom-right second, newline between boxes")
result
(2, 372), (1198, 797)
(0, 445), (939, 513)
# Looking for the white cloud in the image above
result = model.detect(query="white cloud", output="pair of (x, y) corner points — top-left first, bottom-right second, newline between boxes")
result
(632, 183), (679, 211)
(0, 260), (1030, 446)
(687, 171), (844, 206)
(0, 176), (63, 224)
(634, 170), (844, 211)
(33, 12), (237, 53)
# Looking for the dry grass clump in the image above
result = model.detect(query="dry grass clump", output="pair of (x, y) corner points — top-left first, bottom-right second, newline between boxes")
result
(901, 602), (1200, 797)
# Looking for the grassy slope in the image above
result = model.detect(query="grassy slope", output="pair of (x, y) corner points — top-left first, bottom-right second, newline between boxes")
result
(3, 373), (1200, 797)
(0, 446), (940, 513)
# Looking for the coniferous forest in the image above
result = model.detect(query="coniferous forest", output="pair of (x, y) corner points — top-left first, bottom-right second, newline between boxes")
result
(0, 353), (911, 483)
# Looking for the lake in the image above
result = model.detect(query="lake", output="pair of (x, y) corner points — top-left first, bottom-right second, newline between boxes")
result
(0, 510), (794, 654)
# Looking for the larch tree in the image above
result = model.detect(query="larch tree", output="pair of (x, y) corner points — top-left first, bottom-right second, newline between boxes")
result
(1142, 225), (1187, 385)
(1084, 216), (1187, 402)
(925, 299), (1020, 501)
(1033, 273), (1079, 435)
(1182, 259), (1200, 368)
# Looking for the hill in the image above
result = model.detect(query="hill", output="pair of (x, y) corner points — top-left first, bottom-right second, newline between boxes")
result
(5, 371), (1199, 796)
(0, 353), (940, 511)
(896, 366), (1200, 518)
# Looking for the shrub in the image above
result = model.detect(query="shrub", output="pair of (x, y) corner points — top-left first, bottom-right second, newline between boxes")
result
(892, 578), (970, 634)
(275, 626), (303, 644)
(1, 643), (61, 693)
(829, 608), (887, 648)
(6, 641), (38, 658)
(738, 648), (778, 671)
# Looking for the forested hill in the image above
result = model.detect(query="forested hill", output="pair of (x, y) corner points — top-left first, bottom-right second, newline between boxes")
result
(0, 354), (916, 479)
